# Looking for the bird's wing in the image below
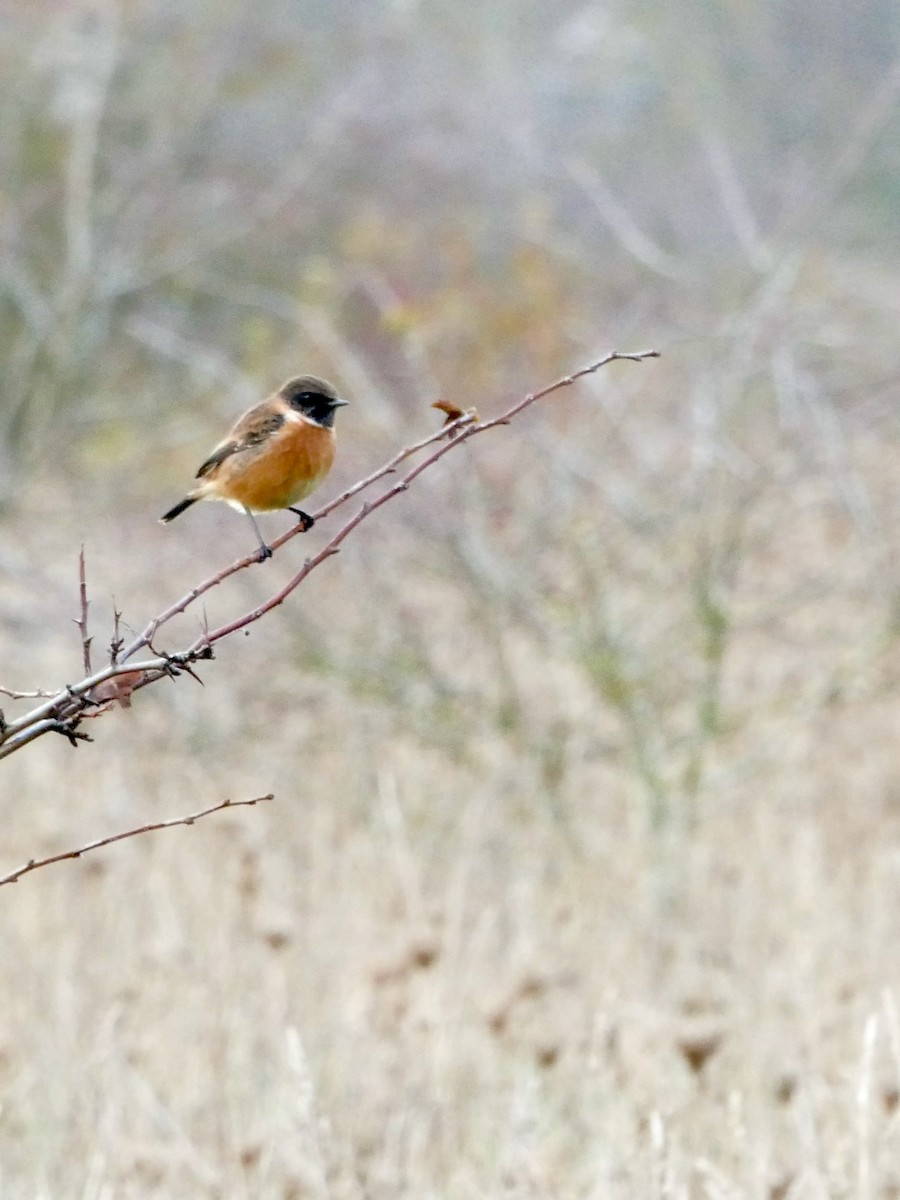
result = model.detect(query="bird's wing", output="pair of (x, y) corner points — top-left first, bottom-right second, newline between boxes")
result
(194, 408), (285, 479)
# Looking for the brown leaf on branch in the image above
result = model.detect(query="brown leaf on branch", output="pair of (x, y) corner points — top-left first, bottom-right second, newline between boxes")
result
(88, 670), (148, 710)
(432, 398), (479, 431)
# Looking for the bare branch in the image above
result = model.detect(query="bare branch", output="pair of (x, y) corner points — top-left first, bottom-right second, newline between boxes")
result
(0, 794), (274, 887)
(0, 652), (212, 760)
(109, 603), (124, 664)
(123, 349), (659, 661)
(74, 545), (93, 675)
(1, 350), (659, 759)
(0, 686), (56, 700)
(115, 407), (485, 665)
(184, 351), (659, 652)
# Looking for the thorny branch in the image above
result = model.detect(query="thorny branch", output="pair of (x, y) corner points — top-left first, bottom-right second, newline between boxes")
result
(0, 350), (659, 760)
(0, 795), (274, 886)
(76, 545), (93, 676)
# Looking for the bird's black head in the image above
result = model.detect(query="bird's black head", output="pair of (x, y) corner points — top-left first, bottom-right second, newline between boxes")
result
(280, 376), (348, 428)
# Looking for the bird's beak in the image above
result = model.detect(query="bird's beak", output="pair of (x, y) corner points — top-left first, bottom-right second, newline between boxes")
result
(332, 398), (349, 407)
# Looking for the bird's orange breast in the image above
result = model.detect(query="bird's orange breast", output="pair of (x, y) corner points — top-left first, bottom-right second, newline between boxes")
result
(206, 420), (336, 511)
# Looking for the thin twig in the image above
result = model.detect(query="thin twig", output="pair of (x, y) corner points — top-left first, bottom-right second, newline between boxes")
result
(0, 686), (56, 700)
(109, 603), (123, 664)
(75, 545), (93, 675)
(0, 794), (274, 886)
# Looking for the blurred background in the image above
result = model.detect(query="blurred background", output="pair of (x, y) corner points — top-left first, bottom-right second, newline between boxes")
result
(2, 0), (900, 1195)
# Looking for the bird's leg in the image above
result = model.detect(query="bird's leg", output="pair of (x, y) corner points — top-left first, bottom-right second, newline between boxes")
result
(287, 507), (315, 532)
(243, 508), (272, 561)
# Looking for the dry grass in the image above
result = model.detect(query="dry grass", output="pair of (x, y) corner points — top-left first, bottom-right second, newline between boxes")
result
(3, 365), (900, 1198)
(1, 4), (898, 1189)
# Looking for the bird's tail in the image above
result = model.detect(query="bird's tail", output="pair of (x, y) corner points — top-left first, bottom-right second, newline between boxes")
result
(159, 495), (198, 524)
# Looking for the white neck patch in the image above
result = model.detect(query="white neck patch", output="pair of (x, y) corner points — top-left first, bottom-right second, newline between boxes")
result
(284, 409), (322, 428)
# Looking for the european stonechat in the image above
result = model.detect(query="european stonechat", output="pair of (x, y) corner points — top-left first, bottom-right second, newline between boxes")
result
(160, 375), (348, 560)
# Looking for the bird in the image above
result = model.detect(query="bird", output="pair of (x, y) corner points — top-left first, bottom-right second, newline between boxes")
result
(160, 375), (348, 560)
